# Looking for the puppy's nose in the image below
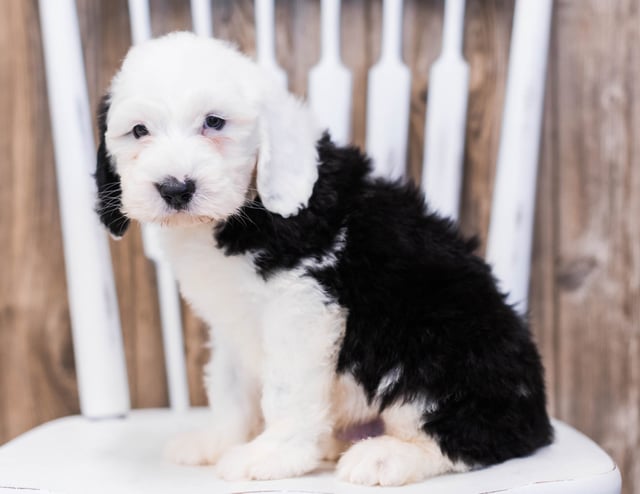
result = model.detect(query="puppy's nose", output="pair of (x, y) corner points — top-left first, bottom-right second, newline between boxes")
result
(155, 176), (196, 210)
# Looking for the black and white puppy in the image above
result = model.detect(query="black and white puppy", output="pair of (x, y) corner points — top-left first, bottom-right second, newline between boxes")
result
(95, 32), (552, 486)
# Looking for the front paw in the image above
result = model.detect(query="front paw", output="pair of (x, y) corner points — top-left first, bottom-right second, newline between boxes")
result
(164, 428), (241, 466)
(215, 436), (319, 481)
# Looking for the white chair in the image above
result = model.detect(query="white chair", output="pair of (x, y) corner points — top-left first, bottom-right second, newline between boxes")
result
(0, 0), (621, 493)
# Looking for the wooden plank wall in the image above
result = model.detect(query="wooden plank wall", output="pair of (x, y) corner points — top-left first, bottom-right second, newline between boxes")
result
(0, 0), (638, 491)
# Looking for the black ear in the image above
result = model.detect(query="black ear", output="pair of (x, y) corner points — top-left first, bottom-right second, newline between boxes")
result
(94, 95), (130, 238)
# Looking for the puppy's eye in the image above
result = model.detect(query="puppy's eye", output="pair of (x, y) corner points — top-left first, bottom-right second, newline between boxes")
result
(204, 115), (225, 131)
(132, 124), (149, 139)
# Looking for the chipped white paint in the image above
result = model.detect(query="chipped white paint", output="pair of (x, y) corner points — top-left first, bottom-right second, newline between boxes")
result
(255, 0), (288, 89)
(485, 0), (553, 312)
(366, 0), (411, 180)
(421, 0), (469, 221)
(38, 0), (129, 418)
(308, 0), (353, 144)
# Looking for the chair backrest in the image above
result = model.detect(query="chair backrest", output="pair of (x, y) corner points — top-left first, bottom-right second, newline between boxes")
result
(37, 0), (553, 419)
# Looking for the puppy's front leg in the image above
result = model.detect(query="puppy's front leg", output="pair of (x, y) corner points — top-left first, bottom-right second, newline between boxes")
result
(165, 339), (260, 465)
(216, 274), (344, 481)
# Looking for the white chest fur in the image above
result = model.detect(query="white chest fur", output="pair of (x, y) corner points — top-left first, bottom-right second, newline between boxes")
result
(157, 223), (372, 434)
(159, 224), (267, 373)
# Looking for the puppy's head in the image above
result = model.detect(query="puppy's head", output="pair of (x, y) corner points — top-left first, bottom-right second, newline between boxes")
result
(96, 32), (319, 238)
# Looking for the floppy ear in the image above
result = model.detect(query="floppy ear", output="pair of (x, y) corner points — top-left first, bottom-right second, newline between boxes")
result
(94, 95), (130, 238)
(256, 84), (320, 217)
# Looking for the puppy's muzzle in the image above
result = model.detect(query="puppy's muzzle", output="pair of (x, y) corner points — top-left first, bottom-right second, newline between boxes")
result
(155, 176), (196, 210)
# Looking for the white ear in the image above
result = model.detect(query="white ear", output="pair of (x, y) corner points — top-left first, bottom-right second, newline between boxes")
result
(257, 83), (321, 217)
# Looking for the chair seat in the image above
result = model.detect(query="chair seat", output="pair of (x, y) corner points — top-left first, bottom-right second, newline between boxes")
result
(0, 408), (620, 494)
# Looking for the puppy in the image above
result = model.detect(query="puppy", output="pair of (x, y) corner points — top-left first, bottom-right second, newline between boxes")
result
(95, 32), (553, 486)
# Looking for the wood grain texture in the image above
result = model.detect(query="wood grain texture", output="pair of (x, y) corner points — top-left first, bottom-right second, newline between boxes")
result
(529, 50), (559, 418)
(0, 0), (638, 491)
(0, 0), (78, 441)
(458, 0), (513, 248)
(545, 2), (640, 491)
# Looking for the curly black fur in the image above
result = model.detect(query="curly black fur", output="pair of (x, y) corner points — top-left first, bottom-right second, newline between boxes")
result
(216, 134), (553, 467)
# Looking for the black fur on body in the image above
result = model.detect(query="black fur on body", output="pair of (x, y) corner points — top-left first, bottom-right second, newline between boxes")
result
(216, 134), (553, 467)
(93, 112), (553, 468)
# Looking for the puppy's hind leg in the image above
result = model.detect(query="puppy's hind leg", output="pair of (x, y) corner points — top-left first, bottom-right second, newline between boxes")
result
(337, 400), (469, 486)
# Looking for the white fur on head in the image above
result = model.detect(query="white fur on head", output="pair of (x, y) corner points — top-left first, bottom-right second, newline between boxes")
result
(99, 31), (320, 233)
(257, 80), (320, 217)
